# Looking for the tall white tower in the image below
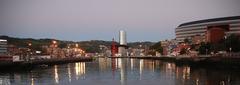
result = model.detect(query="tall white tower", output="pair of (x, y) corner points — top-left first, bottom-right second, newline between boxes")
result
(118, 30), (128, 57)
(119, 30), (127, 45)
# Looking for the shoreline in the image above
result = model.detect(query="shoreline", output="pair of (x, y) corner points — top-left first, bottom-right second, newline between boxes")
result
(0, 57), (93, 70)
(108, 56), (240, 68)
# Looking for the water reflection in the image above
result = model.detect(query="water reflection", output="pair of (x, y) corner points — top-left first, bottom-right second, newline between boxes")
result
(0, 58), (239, 85)
(31, 77), (34, 85)
(67, 64), (72, 82)
(120, 58), (127, 85)
(0, 75), (10, 85)
(54, 65), (59, 84)
(139, 59), (143, 80)
(75, 62), (85, 80)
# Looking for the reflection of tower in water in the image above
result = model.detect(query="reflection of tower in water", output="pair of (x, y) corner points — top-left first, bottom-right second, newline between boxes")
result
(120, 58), (127, 85)
(139, 59), (143, 80)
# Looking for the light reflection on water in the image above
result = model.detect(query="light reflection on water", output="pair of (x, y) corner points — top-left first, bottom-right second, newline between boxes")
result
(0, 58), (240, 85)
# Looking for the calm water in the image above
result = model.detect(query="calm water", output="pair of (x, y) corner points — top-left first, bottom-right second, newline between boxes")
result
(0, 58), (240, 85)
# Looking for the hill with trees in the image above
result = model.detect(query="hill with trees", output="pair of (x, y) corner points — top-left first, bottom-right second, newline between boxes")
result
(0, 35), (155, 53)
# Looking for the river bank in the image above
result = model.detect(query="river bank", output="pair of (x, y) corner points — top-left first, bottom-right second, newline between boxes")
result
(0, 57), (93, 70)
(109, 56), (240, 68)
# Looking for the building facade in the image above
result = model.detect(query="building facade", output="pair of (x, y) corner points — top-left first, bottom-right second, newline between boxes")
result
(176, 16), (240, 43)
(0, 39), (7, 55)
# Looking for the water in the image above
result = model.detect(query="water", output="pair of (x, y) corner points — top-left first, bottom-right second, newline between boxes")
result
(0, 58), (240, 85)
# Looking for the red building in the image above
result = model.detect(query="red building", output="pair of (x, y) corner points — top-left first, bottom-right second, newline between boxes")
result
(111, 38), (118, 57)
(206, 25), (229, 43)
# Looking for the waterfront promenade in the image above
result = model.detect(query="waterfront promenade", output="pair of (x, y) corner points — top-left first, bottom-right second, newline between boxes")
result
(109, 55), (240, 68)
(0, 57), (93, 69)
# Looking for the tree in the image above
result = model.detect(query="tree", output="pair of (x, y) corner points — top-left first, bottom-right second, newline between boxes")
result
(225, 34), (240, 52)
(198, 42), (211, 54)
(150, 41), (163, 54)
(180, 48), (187, 55)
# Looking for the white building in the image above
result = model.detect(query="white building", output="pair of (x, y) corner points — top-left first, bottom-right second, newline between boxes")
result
(118, 30), (128, 57)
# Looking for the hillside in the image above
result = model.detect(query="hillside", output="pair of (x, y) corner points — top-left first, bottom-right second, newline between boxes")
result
(0, 35), (155, 53)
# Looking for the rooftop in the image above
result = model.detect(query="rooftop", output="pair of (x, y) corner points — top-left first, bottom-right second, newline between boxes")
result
(178, 16), (240, 27)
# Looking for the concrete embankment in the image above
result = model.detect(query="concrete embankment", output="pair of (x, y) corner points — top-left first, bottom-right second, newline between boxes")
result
(0, 57), (93, 69)
(109, 56), (240, 68)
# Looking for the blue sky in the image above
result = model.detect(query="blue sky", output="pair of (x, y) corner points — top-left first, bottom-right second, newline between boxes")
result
(0, 0), (240, 42)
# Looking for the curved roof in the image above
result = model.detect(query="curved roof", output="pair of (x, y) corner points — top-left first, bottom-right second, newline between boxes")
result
(178, 16), (240, 27)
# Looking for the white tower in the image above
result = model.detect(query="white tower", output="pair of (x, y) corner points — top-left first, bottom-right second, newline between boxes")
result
(119, 30), (127, 45)
(118, 30), (128, 57)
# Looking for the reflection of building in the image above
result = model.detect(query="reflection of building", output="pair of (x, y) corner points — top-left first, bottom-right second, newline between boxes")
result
(120, 58), (127, 85)
(75, 62), (86, 80)
(176, 16), (240, 43)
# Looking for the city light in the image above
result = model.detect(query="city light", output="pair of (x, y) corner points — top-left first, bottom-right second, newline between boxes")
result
(75, 44), (79, 48)
(28, 43), (32, 46)
(52, 40), (57, 44)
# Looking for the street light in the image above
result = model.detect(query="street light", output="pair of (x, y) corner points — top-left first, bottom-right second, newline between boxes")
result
(28, 42), (32, 61)
(28, 43), (32, 47)
(28, 43), (32, 52)
(229, 47), (232, 56)
(52, 40), (57, 47)
(75, 44), (79, 48)
(51, 40), (57, 58)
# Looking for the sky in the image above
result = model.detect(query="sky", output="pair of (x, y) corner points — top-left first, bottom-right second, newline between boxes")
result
(0, 0), (240, 42)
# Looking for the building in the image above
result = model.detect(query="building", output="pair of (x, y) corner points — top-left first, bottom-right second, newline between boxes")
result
(0, 39), (7, 55)
(176, 16), (240, 43)
(0, 39), (14, 61)
(118, 30), (128, 57)
(111, 38), (118, 57)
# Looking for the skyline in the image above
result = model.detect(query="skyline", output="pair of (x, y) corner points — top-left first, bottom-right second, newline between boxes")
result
(1, 0), (240, 42)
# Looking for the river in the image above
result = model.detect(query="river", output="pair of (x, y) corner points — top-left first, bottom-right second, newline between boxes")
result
(0, 58), (240, 85)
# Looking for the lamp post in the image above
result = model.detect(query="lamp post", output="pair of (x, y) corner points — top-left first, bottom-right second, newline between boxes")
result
(224, 35), (227, 55)
(75, 43), (79, 48)
(28, 42), (32, 61)
(229, 47), (232, 56)
(75, 43), (79, 57)
(206, 49), (208, 56)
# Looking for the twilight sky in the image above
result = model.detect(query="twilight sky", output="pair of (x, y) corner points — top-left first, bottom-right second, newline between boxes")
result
(0, 0), (240, 42)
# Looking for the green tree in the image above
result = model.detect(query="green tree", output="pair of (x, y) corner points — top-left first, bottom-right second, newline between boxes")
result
(225, 34), (240, 52)
(198, 42), (211, 54)
(150, 41), (163, 54)
(180, 48), (187, 55)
